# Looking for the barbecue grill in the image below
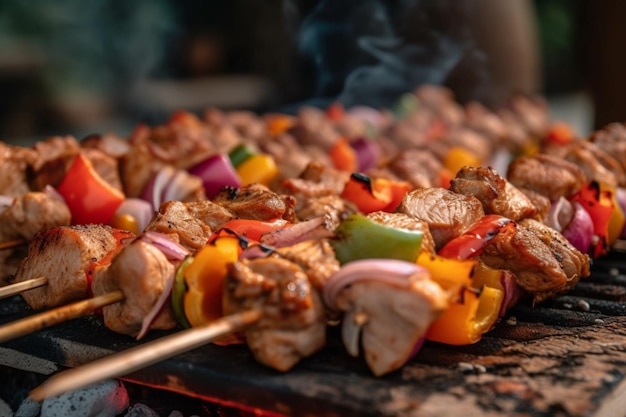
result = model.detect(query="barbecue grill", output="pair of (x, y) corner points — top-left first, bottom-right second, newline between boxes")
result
(1, 248), (625, 417)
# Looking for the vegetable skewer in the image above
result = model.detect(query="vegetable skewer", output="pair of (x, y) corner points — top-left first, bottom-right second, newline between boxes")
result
(29, 308), (262, 402)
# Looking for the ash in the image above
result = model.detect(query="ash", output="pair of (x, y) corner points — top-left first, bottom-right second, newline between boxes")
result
(1, 365), (261, 417)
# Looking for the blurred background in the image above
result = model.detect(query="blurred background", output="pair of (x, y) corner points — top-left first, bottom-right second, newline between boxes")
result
(0, 0), (622, 145)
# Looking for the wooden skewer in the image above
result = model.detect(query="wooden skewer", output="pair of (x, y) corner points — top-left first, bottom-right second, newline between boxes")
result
(29, 308), (262, 401)
(0, 277), (49, 300)
(0, 290), (125, 344)
(0, 238), (26, 251)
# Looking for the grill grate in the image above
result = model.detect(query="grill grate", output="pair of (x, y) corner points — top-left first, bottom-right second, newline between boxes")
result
(1, 251), (626, 417)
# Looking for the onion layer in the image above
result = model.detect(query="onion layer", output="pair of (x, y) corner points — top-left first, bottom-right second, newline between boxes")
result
(140, 231), (190, 261)
(561, 202), (594, 253)
(188, 154), (241, 199)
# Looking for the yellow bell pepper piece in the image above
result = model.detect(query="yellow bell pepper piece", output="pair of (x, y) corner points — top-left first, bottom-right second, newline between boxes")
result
(443, 146), (481, 174)
(236, 153), (279, 186)
(183, 236), (241, 327)
(425, 286), (503, 345)
(416, 252), (475, 293)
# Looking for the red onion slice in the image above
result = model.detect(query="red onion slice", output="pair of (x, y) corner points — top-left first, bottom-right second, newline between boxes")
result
(260, 217), (334, 248)
(324, 259), (427, 311)
(350, 137), (381, 172)
(617, 187), (626, 239)
(140, 231), (190, 261)
(561, 201), (594, 253)
(188, 154), (241, 199)
(115, 198), (153, 232)
(546, 197), (574, 232)
(137, 267), (175, 340)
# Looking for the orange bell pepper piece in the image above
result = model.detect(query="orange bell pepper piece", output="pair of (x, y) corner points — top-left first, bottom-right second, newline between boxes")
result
(329, 138), (358, 172)
(266, 114), (294, 136)
(326, 102), (345, 121)
(236, 153), (278, 186)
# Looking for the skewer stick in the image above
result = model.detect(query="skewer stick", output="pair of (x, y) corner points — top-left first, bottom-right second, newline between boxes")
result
(0, 277), (48, 300)
(29, 308), (262, 401)
(0, 238), (26, 251)
(0, 290), (125, 344)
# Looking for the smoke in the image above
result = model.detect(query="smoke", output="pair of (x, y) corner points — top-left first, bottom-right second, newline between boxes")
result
(284, 0), (489, 109)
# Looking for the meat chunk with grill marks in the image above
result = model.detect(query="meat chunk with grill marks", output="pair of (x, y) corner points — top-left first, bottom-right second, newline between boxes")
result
(387, 149), (444, 189)
(367, 211), (436, 254)
(0, 142), (36, 196)
(397, 188), (485, 250)
(276, 239), (340, 293)
(92, 239), (177, 338)
(480, 220), (589, 302)
(223, 256), (326, 371)
(449, 166), (538, 221)
(14, 225), (131, 310)
(144, 200), (228, 253)
(213, 184), (297, 222)
(507, 154), (586, 201)
(564, 140), (626, 188)
(0, 192), (72, 285)
(589, 122), (626, 173)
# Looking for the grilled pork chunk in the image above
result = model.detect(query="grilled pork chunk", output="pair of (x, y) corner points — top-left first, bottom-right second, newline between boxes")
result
(212, 184), (297, 222)
(144, 200), (233, 253)
(449, 166), (538, 221)
(564, 141), (626, 188)
(387, 149), (445, 189)
(276, 240), (340, 293)
(0, 192), (72, 285)
(224, 257), (326, 372)
(480, 220), (590, 302)
(507, 154), (587, 201)
(0, 142), (36, 196)
(15, 225), (130, 310)
(589, 122), (626, 174)
(398, 188), (485, 250)
(92, 239), (177, 337)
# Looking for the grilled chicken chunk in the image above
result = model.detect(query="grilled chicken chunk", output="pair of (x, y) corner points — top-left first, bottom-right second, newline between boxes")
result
(507, 154), (587, 201)
(276, 240), (340, 293)
(0, 192), (72, 285)
(480, 220), (590, 302)
(387, 149), (445, 189)
(14, 225), (130, 310)
(449, 166), (538, 221)
(398, 188), (485, 250)
(224, 257), (326, 372)
(92, 239), (177, 338)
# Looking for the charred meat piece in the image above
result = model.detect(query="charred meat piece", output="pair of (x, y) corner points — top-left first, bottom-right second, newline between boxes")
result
(366, 211), (436, 254)
(564, 140), (626, 188)
(276, 239), (340, 293)
(92, 239), (177, 338)
(212, 184), (297, 222)
(80, 132), (131, 159)
(0, 192), (72, 285)
(0, 142), (36, 196)
(387, 149), (444, 189)
(449, 166), (538, 221)
(223, 256), (326, 372)
(294, 195), (358, 230)
(507, 154), (587, 201)
(28, 136), (80, 191)
(14, 225), (131, 310)
(480, 221), (589, 303)
(144, 200), (220, 253)
(589, 122), (626, 174)
(397, 188), (485, 250)
(298, 161), (350, 196)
